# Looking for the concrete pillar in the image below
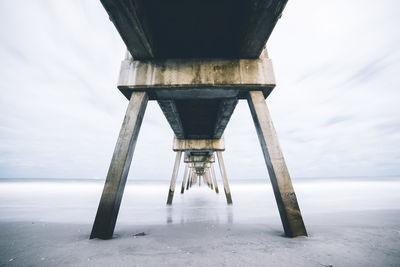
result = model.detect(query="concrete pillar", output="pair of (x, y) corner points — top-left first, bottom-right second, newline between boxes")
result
(216, 151), (233, 204)
(210, 165), (219, 194)
(181, 164), (189, 194)
(247, 90), (307, 237)
(206, 170), (214, 190)
(167, 151), (182, 205)
(186, 169), (191, 190)
(90, 91), (148, 239)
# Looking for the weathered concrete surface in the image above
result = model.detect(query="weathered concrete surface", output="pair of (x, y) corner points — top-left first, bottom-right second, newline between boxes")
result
(157, 100), (185, 138)
(118, 56), (274, 139)
(100, 0), (288, 59)
(180, 164), (189, 194)
(210, 165), (219, 194)
(216, 151), (232, 205)
(93, 0), (304, 239)
(118, 57), (276, 100)
(186, 169), (191, 190)
(184, 154), (215, 163)
(247, 91), (307, 237)
(167, 151), (182, 205)
(213, 98), (239, 138)
(90, 92), (148, 239)
(205, 171), (213, 189)
(173, 136), (225, 153)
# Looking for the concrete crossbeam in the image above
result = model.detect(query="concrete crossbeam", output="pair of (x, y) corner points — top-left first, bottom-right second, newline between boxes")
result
(118, 55), (275, 139)
(157, 100), (185, 139)
(184, 154), (215, 163)
(173, 136), (225, 152)
(118, 57), (276, 100)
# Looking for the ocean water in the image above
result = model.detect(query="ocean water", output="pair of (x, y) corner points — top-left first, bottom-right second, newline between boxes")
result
(0, 177), (399, 226)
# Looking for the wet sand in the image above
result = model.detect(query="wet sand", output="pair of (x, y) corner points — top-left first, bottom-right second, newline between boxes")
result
(0, 178), (399, 266)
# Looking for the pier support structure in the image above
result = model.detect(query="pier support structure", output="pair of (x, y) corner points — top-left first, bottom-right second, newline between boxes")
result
(247, 91), (307, 237)
(169, 137), (231, 204)
(91, 49), (306, 239)
(90, 92), (148, 240)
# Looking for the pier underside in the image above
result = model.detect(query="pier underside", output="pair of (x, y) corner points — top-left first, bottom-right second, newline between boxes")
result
(100, 0), (288, 59)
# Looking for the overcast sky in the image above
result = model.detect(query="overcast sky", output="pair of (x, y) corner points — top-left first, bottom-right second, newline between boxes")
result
(0, 0), (399, 180)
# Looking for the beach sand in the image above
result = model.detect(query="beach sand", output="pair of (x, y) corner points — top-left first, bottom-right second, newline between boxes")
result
(0, 178), (399, 266)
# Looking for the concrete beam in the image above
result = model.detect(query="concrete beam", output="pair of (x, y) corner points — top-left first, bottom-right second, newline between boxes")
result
(213, 98), (239, 137)
(157, 100), (185, 139)
(100, 0), (154, 59)
(118, 57), (275, 100)
(184, 154), (215, 163)
(173, 136), (225, 152)
(247, 91), (307, 237)
(118, 55), (275, 139)
(90, 91), (148, 239)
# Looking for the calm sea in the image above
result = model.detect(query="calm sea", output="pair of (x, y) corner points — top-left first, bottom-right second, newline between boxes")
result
(0, 177), (399, 225)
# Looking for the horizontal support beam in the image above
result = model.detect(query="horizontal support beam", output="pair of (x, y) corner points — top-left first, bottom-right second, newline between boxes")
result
(118, 57), (275, 100)
(214, 98), (238, 137)
(157, 100), (185, 139)
(173, 136), (225, 152)
(184, 154), (215, 163)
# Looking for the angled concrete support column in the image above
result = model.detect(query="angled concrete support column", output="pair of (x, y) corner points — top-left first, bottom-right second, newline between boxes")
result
(216, 152), (232, 204)
(186, 169), (191, 190)
(181, 164), (189, 194)
(90, 91), (148, 239)
(211, 164), (219, 194)
(247, 91), (307, 237)
(206, 170), (214, 190)
(167, 151), (182, 205)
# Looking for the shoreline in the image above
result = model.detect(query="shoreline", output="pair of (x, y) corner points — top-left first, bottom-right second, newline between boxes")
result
(1, 209), (399, 266)
(1, 179), (399, 266)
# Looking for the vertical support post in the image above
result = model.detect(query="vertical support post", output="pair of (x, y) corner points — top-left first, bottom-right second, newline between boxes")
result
(247, 90), (307, 237)
(216, 151), (233, 204)
(181, 164), (188, 194)
(211, 164), (219, 194)
(207, 170), (214, 190)
(167, 151), (182, 205)
(186, 169), (191, 190)
(90, 92), (148, 239)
